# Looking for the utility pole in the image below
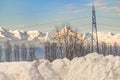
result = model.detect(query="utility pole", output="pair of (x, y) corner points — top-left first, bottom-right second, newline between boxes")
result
(91, 3), (99, 53)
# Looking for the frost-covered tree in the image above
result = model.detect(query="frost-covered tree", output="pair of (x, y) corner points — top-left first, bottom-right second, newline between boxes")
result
(45, 41), (50, 59)
(21, 43), (27, 61)
(84, 43), (91, 56)
(50, 43), (57, 61)
(113, 42), (118, 56)
(45, 41), (56, 61)
(118, 46), (120, 56)
(4, 40), (12, 62)
(45, 26), (84, 61)
(101, 42), (107, 55)
(14, 44), (19, 61)
(0, 45), (2, 62)
(28, 44), (35, 61)
(56, 27), (81, 60)
(109, 44), (113, 55)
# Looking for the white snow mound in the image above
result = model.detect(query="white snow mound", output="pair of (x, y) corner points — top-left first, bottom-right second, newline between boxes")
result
(0, 53), (120, 80)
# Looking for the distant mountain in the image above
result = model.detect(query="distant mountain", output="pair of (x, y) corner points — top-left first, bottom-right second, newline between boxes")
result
(83, 32), (120, 45)
(53, 26), (83, 40)
(0, 27), (120, 45)
(0, 27), (50, 43)
(0, 27), (120, 61)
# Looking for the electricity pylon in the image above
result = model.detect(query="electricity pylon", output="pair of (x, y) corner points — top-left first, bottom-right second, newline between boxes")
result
(91, 3), (99, 53)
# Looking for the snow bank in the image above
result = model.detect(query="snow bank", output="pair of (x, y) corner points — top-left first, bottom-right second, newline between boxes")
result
(0, 53), (120, 80)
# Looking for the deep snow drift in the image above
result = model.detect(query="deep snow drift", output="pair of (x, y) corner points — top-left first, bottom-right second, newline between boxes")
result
(0, 53), (120, 80)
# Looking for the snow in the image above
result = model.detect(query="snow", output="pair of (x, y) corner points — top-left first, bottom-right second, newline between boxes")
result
(0, 53), (120, 80)
(0, 27), (120, 79)
(0, 27), (49, 42)
(83, 32), (120, 44)
(0, 27), (120, 60)
(0, 27), (49, 60)
(27, 31), (41, 41)
(0, 27), (120, 44)
(0, 27), (120, 45)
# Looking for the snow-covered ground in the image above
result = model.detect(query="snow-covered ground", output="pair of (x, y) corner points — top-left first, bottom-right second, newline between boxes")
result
(0, 53), (120, 80)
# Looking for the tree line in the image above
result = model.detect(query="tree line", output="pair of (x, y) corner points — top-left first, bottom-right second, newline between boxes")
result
(0, 40), (35, 62)
(45, 26), (120, 61)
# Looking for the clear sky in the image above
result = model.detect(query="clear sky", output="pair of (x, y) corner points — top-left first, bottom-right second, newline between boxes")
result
(0, 0), (120, 33)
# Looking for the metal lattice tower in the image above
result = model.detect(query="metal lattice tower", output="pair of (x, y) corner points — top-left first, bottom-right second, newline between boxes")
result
(91, 3), (99, 53)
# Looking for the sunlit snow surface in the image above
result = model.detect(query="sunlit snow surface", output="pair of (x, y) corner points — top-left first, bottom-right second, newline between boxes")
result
(0, 53), (120, 80)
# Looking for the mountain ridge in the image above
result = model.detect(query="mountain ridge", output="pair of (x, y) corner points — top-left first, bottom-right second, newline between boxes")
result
(0, 27), (120, 45)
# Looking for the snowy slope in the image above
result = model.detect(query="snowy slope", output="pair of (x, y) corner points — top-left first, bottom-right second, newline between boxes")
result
(0, 53), (120, 80)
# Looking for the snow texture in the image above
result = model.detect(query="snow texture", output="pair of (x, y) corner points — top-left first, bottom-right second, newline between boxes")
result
(0, 53), (120, 80)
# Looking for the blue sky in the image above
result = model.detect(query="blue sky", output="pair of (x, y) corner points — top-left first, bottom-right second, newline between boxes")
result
(0, 0), (120, 33)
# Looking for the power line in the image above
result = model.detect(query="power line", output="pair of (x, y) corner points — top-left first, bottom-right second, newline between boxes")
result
(16, 16), (90, 28)
(8, 15), (120, 30)
(98, 24), (120, 27)
(97, 16), (120, 20)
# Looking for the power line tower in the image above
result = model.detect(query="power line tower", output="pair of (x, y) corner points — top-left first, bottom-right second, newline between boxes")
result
(91, 3), (99, 53)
